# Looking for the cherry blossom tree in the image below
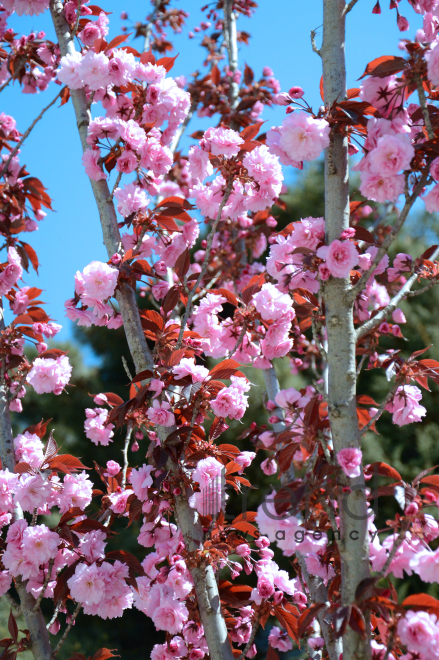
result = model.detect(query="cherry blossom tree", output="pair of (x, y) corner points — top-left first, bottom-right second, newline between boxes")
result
(3, 1), (439, 660)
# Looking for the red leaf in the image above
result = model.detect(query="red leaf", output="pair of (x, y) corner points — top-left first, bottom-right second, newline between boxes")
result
(37, 349), (68, 360)
(165, 348), (186, 367)
(274, 604), (299, 643)
(14, 461), (33, 475)
(60, 86), (70, 106)
(211, 65), (220, 85)
(364, 462), (402, 480)
(244, 63), (254, 85)
(20, 242), (39, 273)
(403, 594), (439, 616)
(209, 359), (241, 380)
(24, 418), (51, 439)
(106, 34), (130, 51)
(93, 650), (120, 660)
(232, 520), (259, 537)
(8, 611), (18, 643)
(131, 370), (154, 384)
(47, 454), (90, 473)
(140, 49), (155, 65)
(218, 581), (253, 607)
(156, 196), (194, 210)
(359, 55), (406, 79)
(88, 5), (112, 15)
(210, 288), (238, 306)
(320, 75), (324, 102)
(101, 392), (124, 407)
(240, 121), (265, 142)
(266, 648), (279, 660)
(421, 245), (439, 260)
(156, 54), (178, 72)
(354, 226), (376, 244)
(297, 603), (326, 639)
(105, 550), (145, 575)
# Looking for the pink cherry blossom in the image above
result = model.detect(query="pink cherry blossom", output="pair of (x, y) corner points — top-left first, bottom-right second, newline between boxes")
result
(82, 149), (106, 181)
(172, 357), (209, 382)
(81, 261), (118, 300)
(316, 239), (358, 279)
(130, 464), (154, 501)
(397, 611), (439, 655)
(337, 447), (362, 478)
(14, 473), (52, 512)
(3, 0), (50, 16)
(386, 385), (427, 426)
(203, 126), (243, 158)
(84, 408), (114, 446)
(275, 111), (330, 162)
(114, 183), (149, 217)
(77, 50), (110, 90)
(68, 562), (106, 606)
(252, 282), (294, 321)
(368, 134), (414, 175)
(359, 172), (405, 202)
(26, 355), (72, 395)
(147, 400), (175, 427)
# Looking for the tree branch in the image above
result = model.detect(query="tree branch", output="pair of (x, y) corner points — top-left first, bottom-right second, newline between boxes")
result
(356, 245), (439, 340)
(348, 171), (429, 302)
(52, 602), (81, 656)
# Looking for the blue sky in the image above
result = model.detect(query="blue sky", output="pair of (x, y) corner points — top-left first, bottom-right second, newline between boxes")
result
(3, 0), (423, 344)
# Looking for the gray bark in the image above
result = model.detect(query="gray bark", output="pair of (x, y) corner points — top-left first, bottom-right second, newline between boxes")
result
(321, 1), (371, 658)
(48, 5), (233, 659)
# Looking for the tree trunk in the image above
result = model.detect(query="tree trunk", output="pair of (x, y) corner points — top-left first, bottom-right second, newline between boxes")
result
(321, 1), (371, 658)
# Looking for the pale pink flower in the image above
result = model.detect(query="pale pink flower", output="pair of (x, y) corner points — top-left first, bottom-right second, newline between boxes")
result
(261, 458), (278, 476)
(78, 22), (101, 47)
(84, 407), (114, 446)
(82, 149), (106, 181)
(22, 525), (59, 565)
(368, 134), (414, 175)
(118, 119), (147, 151)
(105, 460), (121, 477)
(77, 49), (110, 90)
(397, 610), (439, 655)
(81, 261), (118, 300)
(359, 171), (405, 202)
(386, 385), (426, 426)
(108, 49), (135, 86)
(130, 464), (154, 501)
(411, 548), (439, 583)
(188, 145), (213, 181)
(203, 126), (243, 158)
(252, 282), (294, 321)
(80, 530), (106, 562)
(3, 0), (49, 16)
(0, 469), (18, 512)
(392, 308), (407, 324)
(316, 239), (358, 278)
(337, 447), (362, 478)
(387, 253), (412, 282)
(359, 75), (397, 113)
(243, 145), (283, 186)
(423, 183), (439, 212)
(116, 149), (137, 174)
(173, 357), (209, 383)
(431, 157), (439, 181)
(211, 379), (250, 420)
(277, 111), (330, 162)
(268, 627), (293, 652)
(151, 588), (189, 634)
(428, 44), (439, 86)
(192, 457), (223, 487)
(0, 247), (23, 296)
(14, 432), (44, 468)
(68, 562), (105, 605)
(26, 355), (72, 395)
(0, 570), (11, 597)
(14, 473), (52, 512)
(114, 183), (148, 217)
(147, 400), (175, 427)
(59, 472), (93, 513)
(235, 451), (256, 473)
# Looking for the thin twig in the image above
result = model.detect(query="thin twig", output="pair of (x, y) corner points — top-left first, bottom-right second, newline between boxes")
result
(382, 628), (396, 660)
(374, 520), (410, 580)
(121, 423), (133, 489)
(310, 29), (321, 57)
(415, 73), (434, 140)
(72, 0), (82, 37)
(110, 170), (123, 199)
(360, 379), (401, 436)
(0, 88), (62, 179)
(343, 0), (361, 15)
(31, 508), (38, 526)
(236, 611), (261, 660)
(122, 355), (133, 381)
(47, 601), (61, 629)
(175, 179), (234, 349)
(52, 602), (81, 656)
(32, 558), (55, 612)
(349, 171), (430, 302)
(0, 76), (12, 94)
(357, 245), (439, 339)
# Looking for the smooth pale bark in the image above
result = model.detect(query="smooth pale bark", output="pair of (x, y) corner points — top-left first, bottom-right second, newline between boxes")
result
(321, 1), (371, 658)
(48, 5), (234, 659)
(0, 376), (53, 660)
